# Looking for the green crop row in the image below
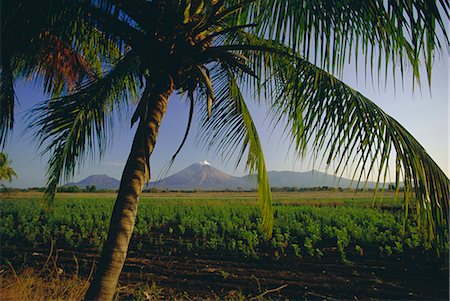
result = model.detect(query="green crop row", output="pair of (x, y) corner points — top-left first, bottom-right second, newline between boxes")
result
(0, 198), (442, 262)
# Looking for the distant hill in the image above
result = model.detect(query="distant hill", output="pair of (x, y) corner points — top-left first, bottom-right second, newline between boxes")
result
(266, 170), (374, 189)
(65, 174), (120, 190)
(67, 162), (378, 191)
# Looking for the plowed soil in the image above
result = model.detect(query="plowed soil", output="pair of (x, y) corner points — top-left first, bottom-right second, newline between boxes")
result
(11, 245), (448, 300)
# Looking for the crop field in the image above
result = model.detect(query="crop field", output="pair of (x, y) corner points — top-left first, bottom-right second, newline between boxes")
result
(0, 191), (448, 300)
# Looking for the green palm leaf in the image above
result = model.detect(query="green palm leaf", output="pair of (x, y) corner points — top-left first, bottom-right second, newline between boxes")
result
(243, 0), (449, 80)
(29, 52), (141, 205)
(0, 152), (17, 182)
(267, 53), (449, 252)
(0, 59), (14, 148)
(199, 64), (273, 236)
(1, 0), (118, 146)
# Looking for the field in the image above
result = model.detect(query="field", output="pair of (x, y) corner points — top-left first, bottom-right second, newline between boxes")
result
(0, 191), (448, 300)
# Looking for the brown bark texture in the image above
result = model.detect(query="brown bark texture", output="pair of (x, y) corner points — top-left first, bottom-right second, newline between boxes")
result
(84, 75), (174, 301)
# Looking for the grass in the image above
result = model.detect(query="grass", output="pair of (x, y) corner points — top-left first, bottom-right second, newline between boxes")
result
(0, 263), (266, 300)
(0, 250), (168, 301)
(0, 265), (89, 301)
(0, 266), (169, 301)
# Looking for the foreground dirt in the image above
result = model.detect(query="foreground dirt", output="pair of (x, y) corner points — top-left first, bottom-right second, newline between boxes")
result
(6, 246), (448, 300)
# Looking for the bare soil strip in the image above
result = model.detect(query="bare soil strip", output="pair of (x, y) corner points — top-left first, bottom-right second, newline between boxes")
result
(7, 246), (448, 300)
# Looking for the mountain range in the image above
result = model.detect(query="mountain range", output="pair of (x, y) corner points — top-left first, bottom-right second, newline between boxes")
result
(66, 161), (377, 190)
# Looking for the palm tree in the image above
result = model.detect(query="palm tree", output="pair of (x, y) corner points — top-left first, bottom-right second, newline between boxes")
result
(0, 152), (17, 182)
(2, 1), (448, 300)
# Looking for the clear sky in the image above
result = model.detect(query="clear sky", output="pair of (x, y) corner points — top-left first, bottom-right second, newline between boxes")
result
(3, 53), (449, 188)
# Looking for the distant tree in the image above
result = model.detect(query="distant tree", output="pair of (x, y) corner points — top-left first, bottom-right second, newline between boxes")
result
(387, 183), (400, 191)
(0, 152), (17, 182)
(147, 187), (163, 193)
(1, 1), (449, 300)
(27, 187), (46, 192)
(60, 185), (81, 193)
(85, 185), (97, 192)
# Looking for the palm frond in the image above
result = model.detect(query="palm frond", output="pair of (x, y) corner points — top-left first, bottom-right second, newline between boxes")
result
(196, 65), (215, 118)
(267, 54), (449, 253)
(0, 59), (15, 148)
(1, 0), (117, 144)
(79, 1), (147, 49)
(199, 64), (273, 236)
(157, 92), (196, 180)
(29, 52), (141, 205)
(13, 33), (95, 98)
(0, 152), (17, 182)
(171, 92), (195, 162)
(239, 0), (449, 81)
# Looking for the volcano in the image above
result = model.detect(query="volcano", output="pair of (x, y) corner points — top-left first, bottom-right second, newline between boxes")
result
(149, 161), (246, 190)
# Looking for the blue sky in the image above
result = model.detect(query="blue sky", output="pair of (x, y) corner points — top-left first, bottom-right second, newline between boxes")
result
(3, 53), (448, 188)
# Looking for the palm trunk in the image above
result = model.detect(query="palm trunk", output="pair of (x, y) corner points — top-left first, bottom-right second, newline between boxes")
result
(84, 75), (174, 301)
